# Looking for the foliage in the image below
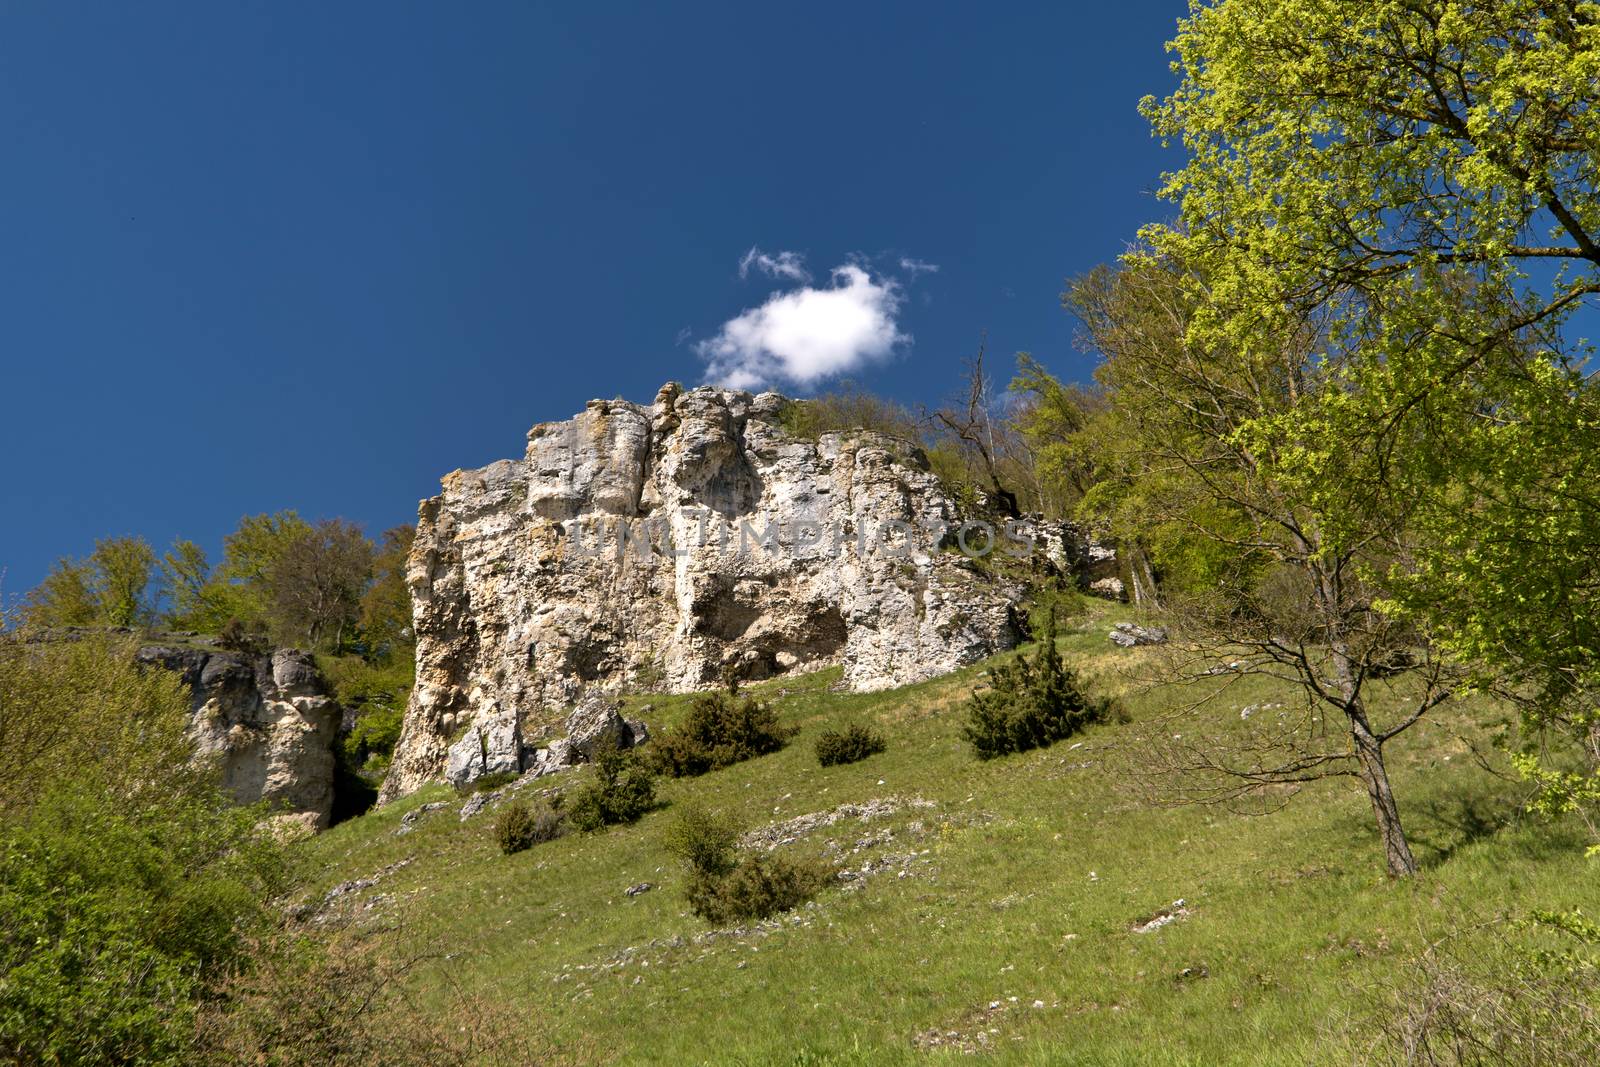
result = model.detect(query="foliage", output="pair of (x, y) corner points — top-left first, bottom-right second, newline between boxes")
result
(268, 517), (375, 652)
(963, 608), (1106, 759)
(192, 927), (581, 1066)
(494, 799), (565, 855)
(663, 805), (827, 924)
(1140, 0), (1600, 857)
(649, 688), (796, 777)
(813, 723), (886, 767)
(323, 653), (412, 774)
(1379, 909), (1600, 1066)
(568, 742), (658, 832)
(158, 539), (212, 630)
(1025, 579), (1087, 638)
(359, 525), (416, 661)
(0, 636), (283, 1066)
(23, 537), (159, 629)
(1007, 354), (1109, 517)
(0, 633), (205, 816)
(777, 385), (923, 444)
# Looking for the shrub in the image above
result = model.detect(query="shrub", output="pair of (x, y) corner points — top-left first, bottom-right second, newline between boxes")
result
(0, 786), (282, 1065)
(0, 637), (285, 1065)
(664, 806), (829, 924)
(650, 689), (795, 778)
(963, 607), (1108, 759)
(493, 799), (565, 855)
(1026, 579), (1087, 636)
(815, 724), (887, 767)
(710, 852), (829, 924)
(1374, 910), (1600, 1066)
(568, 742), (658, 832)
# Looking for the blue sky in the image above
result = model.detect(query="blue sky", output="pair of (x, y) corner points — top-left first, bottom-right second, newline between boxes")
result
(0, 1), (1186, 599)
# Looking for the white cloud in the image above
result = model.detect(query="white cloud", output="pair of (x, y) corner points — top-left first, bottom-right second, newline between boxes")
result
(697, 263), (908, 391)
(899, 256), (939, 275)
(738, 246), (811, 283)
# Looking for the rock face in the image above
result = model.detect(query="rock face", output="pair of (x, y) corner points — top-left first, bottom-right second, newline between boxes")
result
(135, 643), (342, 829)
(381, 384), (1038, 801)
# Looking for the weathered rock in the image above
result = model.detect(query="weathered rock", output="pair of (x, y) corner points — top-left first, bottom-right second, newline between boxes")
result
(381, 384), (1058, 801)
(395, 800), (449, 835)
(564, 694), (641, 761)
(1108, 622), (1168, 648)
(135, 644), (341, 829)
(443, 708), (523, 788)
(1089, 576), (1126, 600)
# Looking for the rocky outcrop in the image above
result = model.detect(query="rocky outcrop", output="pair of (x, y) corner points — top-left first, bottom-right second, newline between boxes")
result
(382, 384), (1044, 801)
(135, 643), (342, 830)
(1107, 622), (1168, 648)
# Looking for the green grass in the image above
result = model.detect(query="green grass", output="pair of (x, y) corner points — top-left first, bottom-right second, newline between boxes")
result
(291, 602), (1595, 1065)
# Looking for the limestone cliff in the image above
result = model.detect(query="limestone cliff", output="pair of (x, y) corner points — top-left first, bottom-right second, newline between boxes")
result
(381, 384), (1053, 800)
(136, 642), (342, 830)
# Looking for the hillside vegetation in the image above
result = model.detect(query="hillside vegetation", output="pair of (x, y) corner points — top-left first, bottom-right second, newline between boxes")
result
(293, 600), (1595, 1065)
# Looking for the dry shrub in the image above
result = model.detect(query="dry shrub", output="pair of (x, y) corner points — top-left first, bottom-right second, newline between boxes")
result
(194, 930), (593, 1065)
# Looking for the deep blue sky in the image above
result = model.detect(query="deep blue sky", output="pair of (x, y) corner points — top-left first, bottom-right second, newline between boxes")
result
(0, 1), (1186, 600)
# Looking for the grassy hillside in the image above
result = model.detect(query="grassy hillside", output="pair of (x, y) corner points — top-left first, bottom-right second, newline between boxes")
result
(292, 601), (1594, 1065)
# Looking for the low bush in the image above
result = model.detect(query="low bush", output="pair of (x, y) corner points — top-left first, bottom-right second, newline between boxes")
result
(963, 607), (1108, 759)
(650, 689), (795, 778)
(815, 723), (887, 767)
(493, 798), (565, 855)
(664, 805), (829, 924)
(568, 742), (658, 832)
(1374, 909), (1600, 1066)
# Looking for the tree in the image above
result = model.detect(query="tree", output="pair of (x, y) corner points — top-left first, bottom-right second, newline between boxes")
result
(23, 537), (158, 629)
(1142, 0), (1600, 849)
(268, 518), (374, 652)
(90, 536), (158, 627)
(23, 558), (98, 628)
(931, 340), (1022, 517)
(1007, 353), (1108, 517)
(359, 525), (415, 659)
(1071, 257), (1456, 877)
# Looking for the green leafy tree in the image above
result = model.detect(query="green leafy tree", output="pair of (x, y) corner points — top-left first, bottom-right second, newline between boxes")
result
(1068, 256), (1465, 877)
(158, 538), (242, 633)
(359, 525), (415, 659)
(89, 537), (158, 627)
(23, 537), (159, 629)
(23, 558), (98, 628)
(1141, 0), (1600, 854)
(0, 635), (284, 1064)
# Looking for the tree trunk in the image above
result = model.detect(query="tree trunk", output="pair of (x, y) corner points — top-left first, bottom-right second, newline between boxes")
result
(1350, 717), (1418, 877)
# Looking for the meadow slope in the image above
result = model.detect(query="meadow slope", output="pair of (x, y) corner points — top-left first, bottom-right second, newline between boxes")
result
(293, 602), (1594, 1065)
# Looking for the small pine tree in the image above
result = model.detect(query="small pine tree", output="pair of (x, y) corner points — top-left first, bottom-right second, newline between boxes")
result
(649, 688), (795, 778)
(962, 607), (1106, 759)
(568, 741), (657, 832)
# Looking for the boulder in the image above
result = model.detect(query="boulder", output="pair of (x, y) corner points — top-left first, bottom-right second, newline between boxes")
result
(444, 709), (523, 788)
(564, 694), (636, 761)
(1108, 622), (1168, 648)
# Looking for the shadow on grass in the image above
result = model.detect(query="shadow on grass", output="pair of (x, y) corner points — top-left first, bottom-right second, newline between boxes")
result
(1407, 789), (1537, 867)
